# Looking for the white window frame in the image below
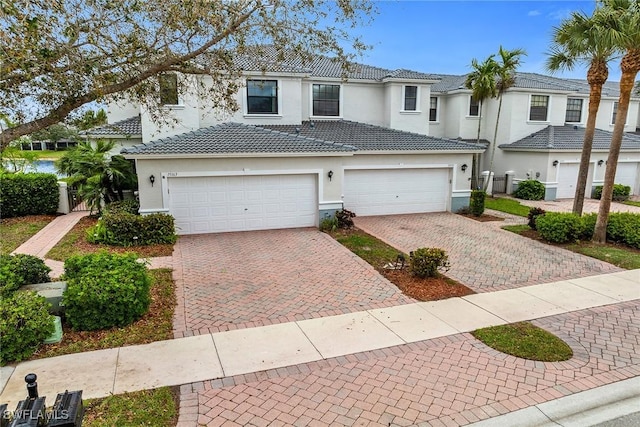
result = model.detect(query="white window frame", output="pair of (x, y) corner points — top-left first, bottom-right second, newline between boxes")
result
(429, 96), (439, 122)
(401, 85), (421, 113)
(565, 97), (584, 124)
(467, 95), (480, 117)
(528, 94), (551, 122)
(159, 73), (182, 107)
(310, 83), (343, 119)
(610, 101), (629, 126)
(243, 79), (283, 117)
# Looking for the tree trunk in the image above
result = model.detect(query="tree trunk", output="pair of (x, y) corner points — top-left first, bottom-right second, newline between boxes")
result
(593, 54), (639, 243)
(484, 93), (503, 192)
(572, 83), (604, 215)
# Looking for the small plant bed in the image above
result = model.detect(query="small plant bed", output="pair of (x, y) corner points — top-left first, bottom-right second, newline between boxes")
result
(502, 225), (640, 270)
(457, 212), (505, 222)
(331, 228), (474, 301)
(484, 197), (530, 217)
(83, 386), (179, 426)
(30, 268), (175, 359)
(0, 215), (58, 255)
(46, 216), (174, 262)
(472, 322), (573, 362)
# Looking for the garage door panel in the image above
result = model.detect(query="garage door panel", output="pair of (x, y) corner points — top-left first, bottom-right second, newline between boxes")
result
(615, 163), (639, 195)
(344, 169), (449, 216)
(169, 174), (317, 234)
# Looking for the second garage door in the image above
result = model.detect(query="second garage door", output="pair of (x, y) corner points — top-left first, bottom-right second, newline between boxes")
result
(168, 174), (317, 234)
(343, 168), (449, 216)
(615, 162), (639, 195)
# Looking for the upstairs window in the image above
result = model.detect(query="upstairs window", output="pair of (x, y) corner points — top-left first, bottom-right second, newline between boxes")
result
(404, 85), (418, 111)
(611, 101), (618, 125)
(429, 97), (438, 121)
(312, 84), (340, 116)
(565, 98), (583, 123)
(159, 73), (178, 105)
(469, 96), (479, 116)
(247, 80), (278, 114)
(529, 95), (549, 121)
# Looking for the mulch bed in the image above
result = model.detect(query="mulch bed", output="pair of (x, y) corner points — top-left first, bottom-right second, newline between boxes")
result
(381, 268), (475, 301)
(458, 213), (505, 222)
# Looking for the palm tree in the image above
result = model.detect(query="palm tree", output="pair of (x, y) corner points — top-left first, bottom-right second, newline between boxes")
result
(487, 46), (526, 192)
(593, 0), (640, 243)
(546, 9), (617, 216)
(465, 56), (498, 187)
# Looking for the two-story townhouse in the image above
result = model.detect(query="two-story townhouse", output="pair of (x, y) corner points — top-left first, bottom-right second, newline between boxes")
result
(430, 72), (640, 199)
(100, 49), (483, 234)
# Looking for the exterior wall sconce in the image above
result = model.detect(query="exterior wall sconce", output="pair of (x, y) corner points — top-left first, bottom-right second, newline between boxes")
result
(149, 175), (156, 187)
(327, 170), (333, 181)
(552, 160), (559, 167)
(461, 164), (468, 172)
(598, 160), (604, 166)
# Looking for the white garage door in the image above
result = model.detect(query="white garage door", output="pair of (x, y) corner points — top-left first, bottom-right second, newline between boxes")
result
(556, 163), (580, 199)
(615, 162), (639, 195)
(343, 168), (449, 216)
(168, 174), (317, 234)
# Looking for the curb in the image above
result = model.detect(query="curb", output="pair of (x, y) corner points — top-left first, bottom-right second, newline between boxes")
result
(468, 377), (640, 427)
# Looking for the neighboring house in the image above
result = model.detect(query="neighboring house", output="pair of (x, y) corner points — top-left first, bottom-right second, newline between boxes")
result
(82, 116), (143, 155)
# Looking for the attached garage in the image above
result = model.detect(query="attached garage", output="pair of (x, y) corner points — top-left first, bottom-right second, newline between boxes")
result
(615, 162), (639, 195)
(168, 174), (317, 234)
(343, 168), (449, 216)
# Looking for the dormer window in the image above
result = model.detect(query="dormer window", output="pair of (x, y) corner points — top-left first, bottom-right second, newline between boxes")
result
(312, 84), (340, 116)
(469, 96), (479, 116)
(159, 73), (178, 105)
(404, 86), (418, 111)
(247, 80), (278, 114)
(429, 97), (438, 121)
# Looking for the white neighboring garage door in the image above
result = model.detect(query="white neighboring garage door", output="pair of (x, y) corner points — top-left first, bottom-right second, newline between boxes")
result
(556, 163), (580, 199)
(343, 168), (449, 216)
(168, 174), (317, 234)
(615, 162), (639, 195)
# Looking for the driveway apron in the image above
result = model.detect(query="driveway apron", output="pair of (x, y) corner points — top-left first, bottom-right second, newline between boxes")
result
(354, 212), (622, 293)
(172, 228), (414, 337)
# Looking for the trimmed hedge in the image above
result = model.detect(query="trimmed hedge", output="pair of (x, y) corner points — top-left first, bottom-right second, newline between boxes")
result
(87, 212), (176, 246)
(0, 173), (59, 217)
(535, 212), (587, 243)
(104, 199), (140, 215)
(62, 251), (152, 331)
(470, 190), (486, 217)
(0, 292), (54, 365)
(514, 180), (545, 201)
(593, 184), (631, 202)
(607, 213), (640, 249)
(0, 254), (51, 297)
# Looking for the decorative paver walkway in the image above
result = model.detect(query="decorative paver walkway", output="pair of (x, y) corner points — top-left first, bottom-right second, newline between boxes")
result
(513, 197), (640, 214)
(11, 211), (89, 259)
(172, 229), (414, 338)
(355, 212), (622, 292)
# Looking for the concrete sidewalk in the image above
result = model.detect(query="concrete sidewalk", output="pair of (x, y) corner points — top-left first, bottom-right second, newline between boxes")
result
(1, 269), (637, 409)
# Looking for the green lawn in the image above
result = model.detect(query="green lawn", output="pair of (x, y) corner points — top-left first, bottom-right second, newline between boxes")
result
(472, 322), (573, 361)
(333, 229), (405, 269)
(484, 197), (531, 217)
(0, 215), (57, 255)
(623, 200), (640, 207)
(84, 387), (178, 426)
(31, 150), (67, 160)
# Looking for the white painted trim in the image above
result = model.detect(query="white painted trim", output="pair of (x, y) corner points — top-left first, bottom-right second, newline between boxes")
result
(319, 201), (344, 210)
(451, 189), (472, 196)
(343, 163), (451, 171)
(528, 93), (551, 122)
(309, 82), (343, 118)
(139, 208), (170, 215)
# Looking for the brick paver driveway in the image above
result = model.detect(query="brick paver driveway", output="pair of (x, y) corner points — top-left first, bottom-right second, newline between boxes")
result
(172, 228), (414, 337)
(354, 212), (622, 292)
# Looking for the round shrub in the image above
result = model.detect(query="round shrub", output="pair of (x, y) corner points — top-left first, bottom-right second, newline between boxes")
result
(0, 254), (51, 297)
(470, 190), (486, 217)
(527, 207), (546, 230)
(410, 248), (450, 278)
(535, 212), (585, 243)
(0, 292), (54, 365)
(62, 251), (151, 331)
(514, 180), (545, 201)
(607, 213), (640, 249)
(593, 184), (631, 202)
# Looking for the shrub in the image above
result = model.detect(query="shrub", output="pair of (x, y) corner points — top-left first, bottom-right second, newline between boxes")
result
(607, 213), (640, 249)
(62, 251), (152, 331)
(319, 215), (338, 232)
(409, 248), (450, 278)
(0, 254), (51, 297)
(535, 212), (585, 243)
(513, 180), (545, 201)
(593, 184), (631, 202)
(527, 207), (546, 230)
(0, 292), (54, 365)
(470, 190), (486, 217)
(104, 199), (140, 215)
(335, 209), (356, 229)
(0, 173), (59, 218)
(88, 212), (176, 246)
(581, 213), (597, 240)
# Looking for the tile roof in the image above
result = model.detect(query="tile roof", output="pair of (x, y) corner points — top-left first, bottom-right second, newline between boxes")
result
(121, 122), (357, 155)
(499, 125), (640, 150)
(84, 116), (142, 136)
(233, 46), (439, 82)
(262, 121), (484, 151)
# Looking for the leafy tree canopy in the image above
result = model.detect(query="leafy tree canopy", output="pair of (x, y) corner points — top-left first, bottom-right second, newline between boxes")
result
(0, 0), (375, 149)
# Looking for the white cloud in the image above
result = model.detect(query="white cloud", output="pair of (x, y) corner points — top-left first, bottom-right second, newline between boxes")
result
(547, 8), (571, 20)
(528, 10), (541, 17)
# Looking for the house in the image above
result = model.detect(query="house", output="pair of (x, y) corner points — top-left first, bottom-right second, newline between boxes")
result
(114, 49), (483, 234)
(429, 72), (640, 199)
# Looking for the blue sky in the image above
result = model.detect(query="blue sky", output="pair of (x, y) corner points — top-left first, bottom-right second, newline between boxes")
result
(354, 1), (621, 81)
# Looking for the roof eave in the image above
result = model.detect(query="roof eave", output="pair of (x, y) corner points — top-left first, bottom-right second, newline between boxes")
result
(122, 151), (356, 160)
